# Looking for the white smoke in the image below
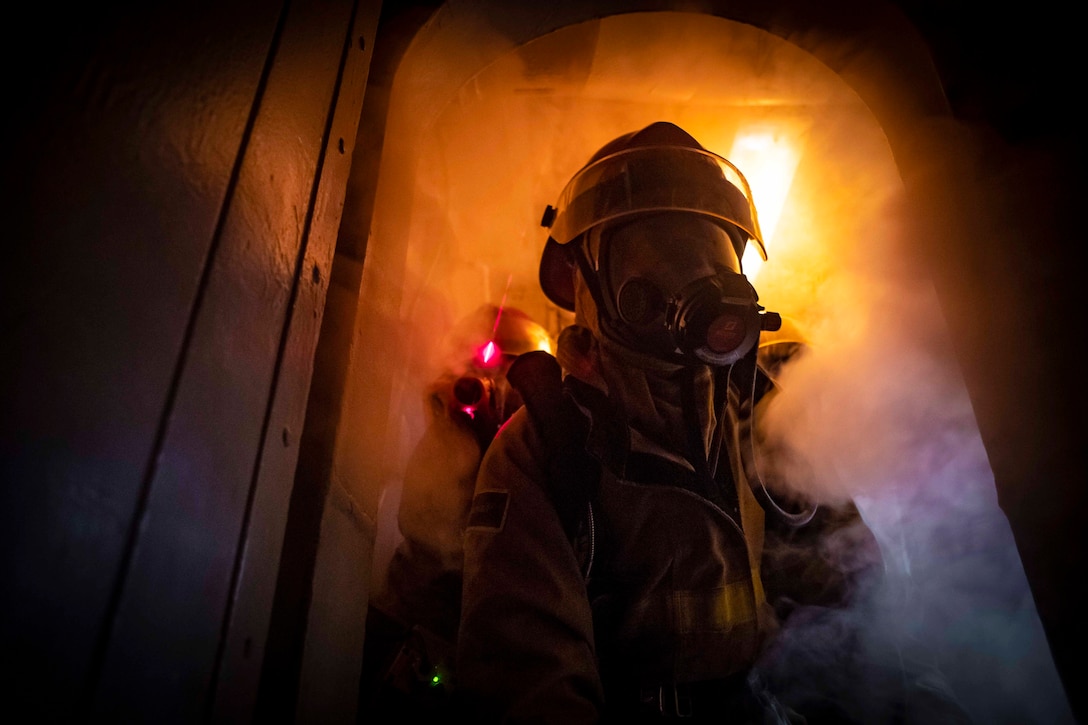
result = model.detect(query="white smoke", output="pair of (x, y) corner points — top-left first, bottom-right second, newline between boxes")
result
(752, 143), (1071, 725)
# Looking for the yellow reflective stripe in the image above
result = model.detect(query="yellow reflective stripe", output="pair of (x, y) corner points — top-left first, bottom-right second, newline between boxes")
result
(672, 582), (757, 633)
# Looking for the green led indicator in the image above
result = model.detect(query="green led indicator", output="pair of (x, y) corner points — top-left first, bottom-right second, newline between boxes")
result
(431, 674), (442, 686)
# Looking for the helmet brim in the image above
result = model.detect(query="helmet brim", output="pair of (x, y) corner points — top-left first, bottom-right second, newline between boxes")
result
(544, 144), (766, 261)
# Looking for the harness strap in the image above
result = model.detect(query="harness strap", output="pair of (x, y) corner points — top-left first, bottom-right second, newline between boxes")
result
(505, 351), (602, 555)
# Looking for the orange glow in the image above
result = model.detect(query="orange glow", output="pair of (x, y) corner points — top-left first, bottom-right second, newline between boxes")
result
(728, 129), (801, 281)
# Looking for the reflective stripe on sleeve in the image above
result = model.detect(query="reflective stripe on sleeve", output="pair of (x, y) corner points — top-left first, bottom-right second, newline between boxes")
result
(466, 490), (510, 531)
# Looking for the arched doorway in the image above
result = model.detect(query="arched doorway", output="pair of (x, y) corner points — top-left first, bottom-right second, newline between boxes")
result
(286, 3), (1075, 722)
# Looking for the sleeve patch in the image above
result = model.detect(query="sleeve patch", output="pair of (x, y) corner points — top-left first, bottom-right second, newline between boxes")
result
(466, 490), (509, 531)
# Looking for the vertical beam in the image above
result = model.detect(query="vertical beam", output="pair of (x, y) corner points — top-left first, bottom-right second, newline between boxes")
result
(256, 3), (435, 722)
(210, 2), (382, 723)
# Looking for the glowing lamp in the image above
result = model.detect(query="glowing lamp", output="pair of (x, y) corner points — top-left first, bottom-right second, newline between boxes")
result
(476, 340), (502, 367)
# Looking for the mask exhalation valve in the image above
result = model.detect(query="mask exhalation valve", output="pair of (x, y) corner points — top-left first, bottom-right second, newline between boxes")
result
(667, 274), (779, 366)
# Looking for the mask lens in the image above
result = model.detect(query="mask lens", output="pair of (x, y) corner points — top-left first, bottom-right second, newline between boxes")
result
(617, 277), (664, 325)
(706, 312), (747, 354)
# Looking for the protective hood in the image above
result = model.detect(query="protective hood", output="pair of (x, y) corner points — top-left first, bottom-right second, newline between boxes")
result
(560, 267), (718, 463)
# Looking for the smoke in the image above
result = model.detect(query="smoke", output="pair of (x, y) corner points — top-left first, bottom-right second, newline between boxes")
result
(750, 109), (1070, 725)
(752, 256), (1040, 718)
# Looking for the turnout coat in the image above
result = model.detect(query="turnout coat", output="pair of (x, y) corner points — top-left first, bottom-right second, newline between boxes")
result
(456, 323), (876, 723)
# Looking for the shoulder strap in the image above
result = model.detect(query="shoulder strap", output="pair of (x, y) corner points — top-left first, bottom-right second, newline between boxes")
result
(505, 351), (601, 546)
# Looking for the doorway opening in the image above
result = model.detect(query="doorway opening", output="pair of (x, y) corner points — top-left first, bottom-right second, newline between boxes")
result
(296, 7), (1071, 723)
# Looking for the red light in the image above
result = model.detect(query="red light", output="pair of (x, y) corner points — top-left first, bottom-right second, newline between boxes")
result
(478, 340), (500, 366)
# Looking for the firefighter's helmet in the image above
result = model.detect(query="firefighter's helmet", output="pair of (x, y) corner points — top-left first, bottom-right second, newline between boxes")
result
(434, 304), (554, 443)
(539, 121), (766, 312)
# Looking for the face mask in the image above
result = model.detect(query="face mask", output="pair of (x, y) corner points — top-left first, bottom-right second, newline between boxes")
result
(616, 270), (765, 366)
(591, 213), (778, 366)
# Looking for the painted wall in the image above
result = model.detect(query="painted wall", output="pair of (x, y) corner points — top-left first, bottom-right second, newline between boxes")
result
(2, 1), (380, 721)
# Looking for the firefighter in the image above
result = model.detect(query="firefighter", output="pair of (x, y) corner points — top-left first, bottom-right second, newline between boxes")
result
(359, 303), (553, 720)
(455, 122), (887, 723)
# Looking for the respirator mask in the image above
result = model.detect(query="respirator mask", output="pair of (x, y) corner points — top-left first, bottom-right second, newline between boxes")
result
(617, 269), (772, 367)
(590, 213), (780, 367)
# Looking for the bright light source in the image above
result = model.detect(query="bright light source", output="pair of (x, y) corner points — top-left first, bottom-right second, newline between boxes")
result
(728, 130), (800, 281)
